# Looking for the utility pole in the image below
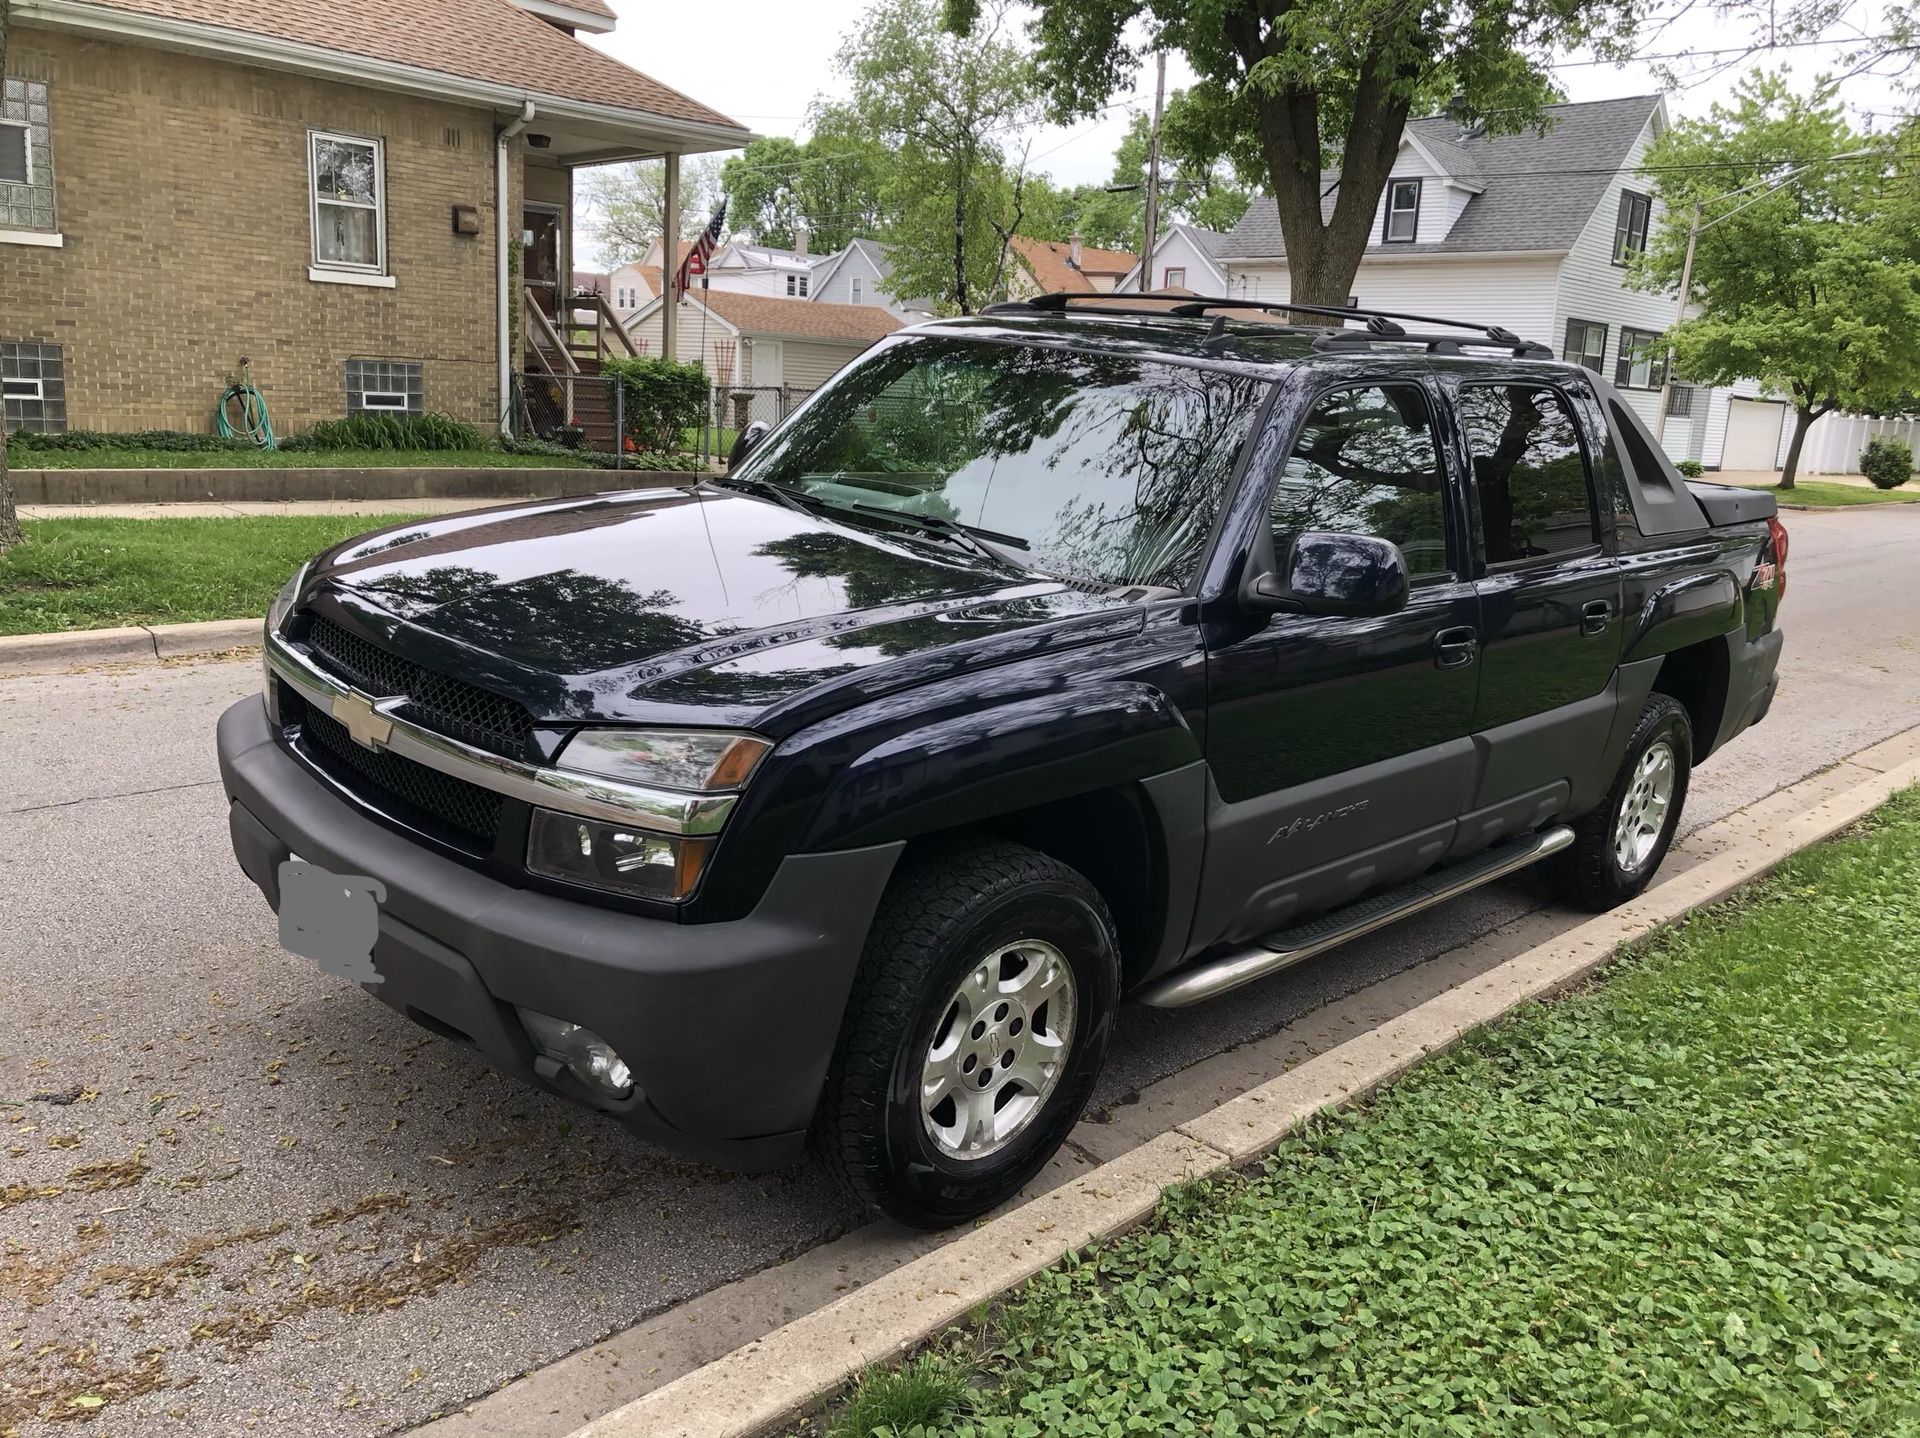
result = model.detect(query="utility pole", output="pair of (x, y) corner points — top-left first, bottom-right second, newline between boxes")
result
(1139, 49), (1165, 294)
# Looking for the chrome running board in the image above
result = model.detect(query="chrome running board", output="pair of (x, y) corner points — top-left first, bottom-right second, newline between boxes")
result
(1134, 825), (1575, 1010)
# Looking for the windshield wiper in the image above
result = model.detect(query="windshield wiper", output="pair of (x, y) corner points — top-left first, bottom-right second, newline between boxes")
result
(711, 472), (815, 517)
(844, 503), (1035, 572)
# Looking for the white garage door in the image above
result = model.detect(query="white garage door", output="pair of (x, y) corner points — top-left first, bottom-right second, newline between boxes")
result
(1722, 398), (1785, 472)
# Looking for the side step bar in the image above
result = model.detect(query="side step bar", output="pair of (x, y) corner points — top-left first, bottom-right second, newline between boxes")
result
(1134, 825), (1575, 1010)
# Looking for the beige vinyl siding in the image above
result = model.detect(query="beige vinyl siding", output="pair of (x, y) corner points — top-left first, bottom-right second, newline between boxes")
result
(626, 298), (741, 382)
(779, 338), (870, 390)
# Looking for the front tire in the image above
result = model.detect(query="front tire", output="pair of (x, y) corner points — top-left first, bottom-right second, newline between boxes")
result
(813, 839), (1120, 1228)
(1545, 693), (1692, 911)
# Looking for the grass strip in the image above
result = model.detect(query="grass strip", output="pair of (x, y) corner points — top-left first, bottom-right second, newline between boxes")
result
(0, 516), (430, 634)
(7, 446), (594, 470)
(1759, 480), (1919, 507)
(811, 787), (1920, 1437)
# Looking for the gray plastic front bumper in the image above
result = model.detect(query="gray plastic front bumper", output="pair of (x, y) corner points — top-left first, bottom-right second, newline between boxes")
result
(217, 695), (902, 1170)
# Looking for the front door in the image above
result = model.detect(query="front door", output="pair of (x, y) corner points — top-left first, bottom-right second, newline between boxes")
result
(1450, 377), (1622, 823)
(522, 206), (562, 319)
(1199, 380), (1482, 947)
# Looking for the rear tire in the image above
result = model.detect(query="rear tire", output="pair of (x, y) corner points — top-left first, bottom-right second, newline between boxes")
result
(1545, 693), (1692, 911)
(812, 838), (1120, 1229)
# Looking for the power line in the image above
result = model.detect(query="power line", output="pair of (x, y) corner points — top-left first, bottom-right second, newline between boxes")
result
(1549, 29), (1909, 68)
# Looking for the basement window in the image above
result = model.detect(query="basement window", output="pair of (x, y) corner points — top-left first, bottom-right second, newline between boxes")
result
(2, 341), (67, 433)
(346, 358), (422, 414)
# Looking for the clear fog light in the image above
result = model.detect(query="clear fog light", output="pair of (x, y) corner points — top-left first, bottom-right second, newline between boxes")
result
(517, 1008), (634, 1097)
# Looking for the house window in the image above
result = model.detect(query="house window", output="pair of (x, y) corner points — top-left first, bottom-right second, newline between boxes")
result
(1163, 266), (1186, 289)
(851, 276), (864, 304)
(799, 274), (810, 297)
(309, 130), (386, 273)
(1563, 318), (1608, 373)
(2, 341), (67, 433)
(1383, 179), (1421, 243)
(0, 79), (57, 233)
(1613, 190), (1651, 265)
(346, 358), (421, 414)
(786, 274), (797, 295)
(1614, 327), (1666, 389)
(1666, 383), (1696, 419)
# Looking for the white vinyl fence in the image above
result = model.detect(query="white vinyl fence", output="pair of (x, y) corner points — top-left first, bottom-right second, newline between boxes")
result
(1799, 411), (1920, 476)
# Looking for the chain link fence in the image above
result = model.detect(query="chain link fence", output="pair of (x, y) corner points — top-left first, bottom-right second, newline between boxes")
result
(702, 385), (815, 467)
(509, 372), (628, 462)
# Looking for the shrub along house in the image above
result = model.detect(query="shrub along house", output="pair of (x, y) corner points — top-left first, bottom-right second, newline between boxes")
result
(0, 0), (747, 439)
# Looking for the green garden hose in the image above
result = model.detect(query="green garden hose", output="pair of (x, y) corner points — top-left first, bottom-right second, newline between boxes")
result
(216, 358), (277, 449)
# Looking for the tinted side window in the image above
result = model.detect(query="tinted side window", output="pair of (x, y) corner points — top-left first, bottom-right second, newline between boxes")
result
(1270, 384), (1450, 579)
(1458, 385), (1598, 565)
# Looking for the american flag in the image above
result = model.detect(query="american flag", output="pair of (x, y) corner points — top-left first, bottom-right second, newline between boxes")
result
(674, 200), (728, 296)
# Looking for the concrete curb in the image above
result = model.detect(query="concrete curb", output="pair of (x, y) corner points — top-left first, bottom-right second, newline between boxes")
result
(0, 617), (261, 675)
(568, 728), (1920, 1438)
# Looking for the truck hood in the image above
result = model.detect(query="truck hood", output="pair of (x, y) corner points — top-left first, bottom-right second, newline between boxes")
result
(303, 486), (1140, 731)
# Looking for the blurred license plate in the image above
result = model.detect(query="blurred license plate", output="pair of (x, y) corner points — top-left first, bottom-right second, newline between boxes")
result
(277, 857), (388, 985)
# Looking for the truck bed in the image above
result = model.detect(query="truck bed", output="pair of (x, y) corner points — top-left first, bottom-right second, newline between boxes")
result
(1687, 481), (1778, 527)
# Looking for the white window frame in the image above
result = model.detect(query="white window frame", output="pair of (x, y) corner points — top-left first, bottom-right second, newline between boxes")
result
(359, 389), (410, 412)
(308, 128), (387, 276)
(786, 274), (797, 295)
(0, 119), (32, 187)
(2, 376), (43, 401)
(851, 276), (864, 303)
(1162, 266), (1186, 289)
(799, 274), (809, 297)
(1384, 179), (1421, 243)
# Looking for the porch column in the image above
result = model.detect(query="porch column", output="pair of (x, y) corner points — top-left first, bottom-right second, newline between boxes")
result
(661, 152), (679, 363)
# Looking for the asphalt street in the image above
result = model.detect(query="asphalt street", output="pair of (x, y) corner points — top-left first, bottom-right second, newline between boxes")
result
(2, 503), (1916, 1438)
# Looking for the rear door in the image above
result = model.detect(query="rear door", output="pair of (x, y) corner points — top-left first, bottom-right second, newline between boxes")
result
(1445, 374), (1622, 847)
(1198, 377), (1483, 946)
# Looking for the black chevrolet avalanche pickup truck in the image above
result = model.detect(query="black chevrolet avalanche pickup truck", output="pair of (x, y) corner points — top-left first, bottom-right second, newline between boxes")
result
(217, 295), (1786, 1226)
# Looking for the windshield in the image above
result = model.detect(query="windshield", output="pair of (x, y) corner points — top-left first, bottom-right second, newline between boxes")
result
(733, 337), (1269, 590)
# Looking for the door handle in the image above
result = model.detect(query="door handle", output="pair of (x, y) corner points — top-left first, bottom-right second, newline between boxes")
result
(1581, 600), (1613, 636)
(1434, 626), (1478, 669)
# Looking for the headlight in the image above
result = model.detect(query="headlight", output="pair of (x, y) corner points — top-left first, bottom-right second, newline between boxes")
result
(526, 810), (712, 901)
(267, 562), (310, 636)
(556, 728), (771, 792)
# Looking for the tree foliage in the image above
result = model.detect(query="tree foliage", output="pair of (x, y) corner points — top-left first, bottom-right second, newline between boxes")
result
(579, 154), (724, 266)
(720, 105), (890, 254)
(840, 0), (1046, 313)
(1636, 75), (1920, 489)
(953, 0), (1641, 307)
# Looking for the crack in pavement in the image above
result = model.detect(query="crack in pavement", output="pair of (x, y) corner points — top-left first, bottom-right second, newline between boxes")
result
(8, 778), (223, 815)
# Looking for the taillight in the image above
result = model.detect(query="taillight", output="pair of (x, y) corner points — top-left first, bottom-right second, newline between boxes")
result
(1767, 516), (1789, 601)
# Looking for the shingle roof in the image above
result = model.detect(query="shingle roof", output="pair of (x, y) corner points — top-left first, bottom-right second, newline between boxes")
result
(696, 290), (903, 344)
(85, 0), (743, 130)
(1010, 236), (1140, 293)
(1217, 94), (1661, 260)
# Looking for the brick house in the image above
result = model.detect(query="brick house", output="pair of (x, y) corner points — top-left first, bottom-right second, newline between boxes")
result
(0, 0), (747, 437)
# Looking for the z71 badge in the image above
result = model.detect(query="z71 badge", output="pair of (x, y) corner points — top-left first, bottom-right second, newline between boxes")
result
(1268, 799), (1369, 845)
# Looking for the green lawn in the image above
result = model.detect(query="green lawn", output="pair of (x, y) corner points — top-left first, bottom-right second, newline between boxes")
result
(1716, 478), (1920, 507)
(0, 516), (429, 634)
(813, 788), (1920, 1438)
(7, 446), (594, 470)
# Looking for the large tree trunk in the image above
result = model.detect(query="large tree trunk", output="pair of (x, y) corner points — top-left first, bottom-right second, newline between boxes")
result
(1778, 404), (1822, 492)
(0, 0), (17, 557)
(1234, 23), (1413, 311)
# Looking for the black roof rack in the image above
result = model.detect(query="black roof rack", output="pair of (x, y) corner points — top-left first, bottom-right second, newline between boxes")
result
(978, 291), (1556, 361)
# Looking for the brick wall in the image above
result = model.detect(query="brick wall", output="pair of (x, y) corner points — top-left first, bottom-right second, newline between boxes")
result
(1, 30), (522, 434)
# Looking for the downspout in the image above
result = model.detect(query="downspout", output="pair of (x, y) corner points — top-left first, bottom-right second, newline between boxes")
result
(496, 99), (537, 436)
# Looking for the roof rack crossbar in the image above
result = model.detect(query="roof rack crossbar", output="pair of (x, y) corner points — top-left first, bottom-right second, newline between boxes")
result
(996, 291), (1554, 360)
(1311, 328), (1554, 361)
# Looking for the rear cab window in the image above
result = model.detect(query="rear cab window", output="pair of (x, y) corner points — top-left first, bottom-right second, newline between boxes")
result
(1456, 383), (1602, 567)
(738, 338), (1270, 591)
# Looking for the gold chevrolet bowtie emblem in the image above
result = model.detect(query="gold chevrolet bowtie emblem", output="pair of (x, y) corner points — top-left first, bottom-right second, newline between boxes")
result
(331, 692), (395, 751)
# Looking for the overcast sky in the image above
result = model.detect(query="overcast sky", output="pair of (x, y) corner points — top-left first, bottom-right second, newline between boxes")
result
(587, 0), (1908, 200)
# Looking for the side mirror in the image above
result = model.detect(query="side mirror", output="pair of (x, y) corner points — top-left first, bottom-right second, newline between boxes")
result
(1245, 531), (1411, 618)
(727, 420), (771, 470)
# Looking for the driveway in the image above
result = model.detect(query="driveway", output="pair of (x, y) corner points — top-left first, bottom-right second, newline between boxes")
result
(2, 503), (1915, 1438)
